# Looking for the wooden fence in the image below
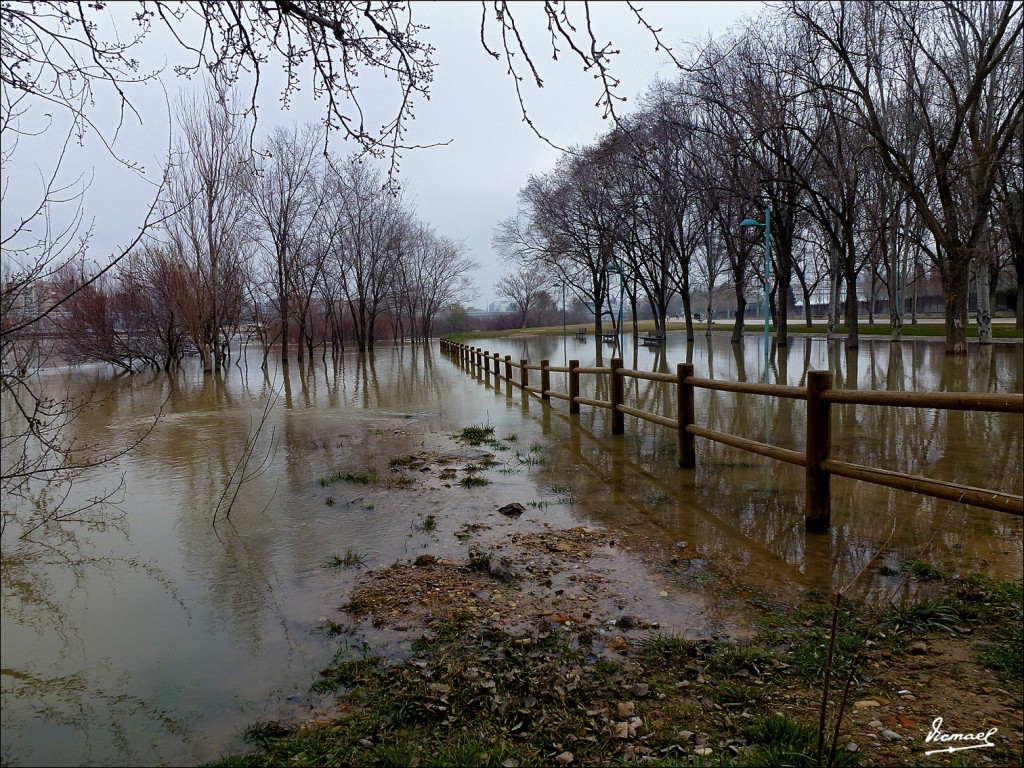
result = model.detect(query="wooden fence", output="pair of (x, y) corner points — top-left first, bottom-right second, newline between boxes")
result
(439, 338), (1024, 531)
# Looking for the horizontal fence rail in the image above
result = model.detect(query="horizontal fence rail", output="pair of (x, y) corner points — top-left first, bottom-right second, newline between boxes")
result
(438, 338), (1024, 530)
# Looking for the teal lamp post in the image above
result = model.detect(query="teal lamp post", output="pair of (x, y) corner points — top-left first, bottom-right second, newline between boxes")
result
(606, 260), (625, 348)
(740, 209), (771, 376)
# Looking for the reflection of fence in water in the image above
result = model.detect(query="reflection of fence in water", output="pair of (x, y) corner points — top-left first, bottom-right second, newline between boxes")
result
(441, 339), (1024, 531)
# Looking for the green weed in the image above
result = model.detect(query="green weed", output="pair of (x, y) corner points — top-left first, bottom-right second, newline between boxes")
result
(880, 598), (964, 636)
(323, 549), (366, 568)
(905, 560), (943, 581)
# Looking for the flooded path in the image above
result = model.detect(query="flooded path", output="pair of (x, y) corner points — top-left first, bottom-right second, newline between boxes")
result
(1, 334), (1020, 765)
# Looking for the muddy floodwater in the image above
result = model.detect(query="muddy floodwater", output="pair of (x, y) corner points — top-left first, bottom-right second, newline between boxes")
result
(1, 333), (1021, 766)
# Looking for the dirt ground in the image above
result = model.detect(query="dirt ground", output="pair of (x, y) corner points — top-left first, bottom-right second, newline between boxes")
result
(320, 489), (1022, 767)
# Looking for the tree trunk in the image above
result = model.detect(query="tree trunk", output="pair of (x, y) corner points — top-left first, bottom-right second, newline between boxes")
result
(941, 254), (971, 355)
(843, 237), (858, 349)
(976, 260), (992, 345)
(731, 289), (747, 343)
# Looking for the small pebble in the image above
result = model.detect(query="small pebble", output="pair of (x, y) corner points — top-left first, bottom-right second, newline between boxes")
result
(554, 752), (574, 765)
(880, 729), (901, 742)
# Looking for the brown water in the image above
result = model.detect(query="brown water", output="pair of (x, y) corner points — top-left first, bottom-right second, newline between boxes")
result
(1, 334), (1021, 766)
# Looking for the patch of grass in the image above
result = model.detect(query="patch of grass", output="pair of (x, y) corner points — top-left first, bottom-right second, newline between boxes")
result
(458, 475), (490, 488)
(741, 713), (859, 767)
(314, 617), (351, 637)
(438, 467), (457, 480)
(420, 514), (437, 532)
(504, 433), (518, 442)
(880, 598), (965, 636)
(788, 628), (862, 681)
(311, 656), (384, 694)
(905, 560), (943, 581)
(323, 549), (366, 569)
(319, 470), (376, 487)
(978, 620), (1023, 681)
(637, 633), (700, 671)
(324, 496), (335, 506)
(388, 473), (415, 489)
(388, 455), (415, 469)
(515, 451), (545, 467)
(457, 424), (506, 451)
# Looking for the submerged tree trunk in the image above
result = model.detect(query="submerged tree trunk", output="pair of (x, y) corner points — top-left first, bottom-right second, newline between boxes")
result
(731, 289), (747, 343)
(941, 255), (971, 355)
(976, 260), (992, 345)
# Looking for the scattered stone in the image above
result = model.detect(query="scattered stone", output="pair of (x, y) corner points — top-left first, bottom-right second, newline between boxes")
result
(605, 636), (629, 652)
(880, 729), (901, 742)
(394, 624), (409, 631)
(359, 738), (374, 748)
(611, 721), (630, 739)
(413, 554), (436, 567)
(501, 759), (519, 768)
(627, 716), (643, 737)
(617, 702), (635, 718)
(694, 747), (713, 756)
(615, 616), (639, 629)
(470, 589), (490, 601)
(489, 612), (501, 623)
(498, 503), (526, 518)
(869, 720), (883, 729)
(627, 683), (650, 698)
(658, 590), (669, 597)
(487, 557), (517, 583)
(854, 700), (881, 709)
(554, 751), (574, 765)
(846, 742), (859, 752)
(909, 641), (928, 655)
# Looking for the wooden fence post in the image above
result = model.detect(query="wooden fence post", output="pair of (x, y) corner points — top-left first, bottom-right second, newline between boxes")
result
(569, 360), (580, 414)
(520, 359), (529, 392)
(504, 355), (512, 382)
(493, 351), (500, 376)
(610, 357), (624, 435)
(677, 362), (695, 468)
(806, 370), (832, 532)
(540, 359), (550, 400)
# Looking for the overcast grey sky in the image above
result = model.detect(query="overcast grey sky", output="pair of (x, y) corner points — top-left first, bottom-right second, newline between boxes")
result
(4, 1), (765, 307)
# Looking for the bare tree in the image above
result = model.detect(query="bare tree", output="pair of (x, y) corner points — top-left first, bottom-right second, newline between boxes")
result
(161, 82), (248, 373)
(495, 268), (550, 329)
(791, 0), (1023, 352)
(246, 122), (325, 367)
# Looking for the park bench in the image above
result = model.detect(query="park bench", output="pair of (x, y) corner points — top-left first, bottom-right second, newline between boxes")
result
(641, 329), (666, 346)
(601, 332), (617, 344)
(574, 327), (587, 340)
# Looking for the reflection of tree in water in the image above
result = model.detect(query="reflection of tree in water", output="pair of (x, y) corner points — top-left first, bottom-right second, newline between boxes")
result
(2, 490), (191, 765)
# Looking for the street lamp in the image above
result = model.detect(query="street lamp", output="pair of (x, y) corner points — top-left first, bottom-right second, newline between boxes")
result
(561, 280), (567, 366)
(606, 260), (624, 347)
(740, 209), (771, 376)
